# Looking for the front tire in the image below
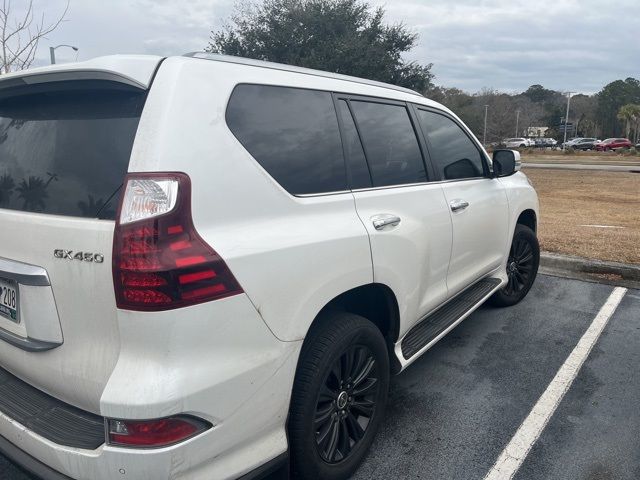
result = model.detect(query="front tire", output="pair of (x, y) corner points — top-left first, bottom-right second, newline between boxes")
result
(288, 312), (389, 480)
(489, 224), (539, 307)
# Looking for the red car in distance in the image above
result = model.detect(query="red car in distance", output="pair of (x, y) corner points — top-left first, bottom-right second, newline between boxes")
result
(595, 138), (632, 151)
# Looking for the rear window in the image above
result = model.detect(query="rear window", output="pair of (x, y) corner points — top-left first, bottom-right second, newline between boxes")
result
(226, 84), (347, 195)
(0, 83), (144, 219)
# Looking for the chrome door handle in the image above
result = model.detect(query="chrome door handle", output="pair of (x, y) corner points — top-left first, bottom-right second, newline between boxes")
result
(372, 214), (401, 230)
(450, 200), (469, 212)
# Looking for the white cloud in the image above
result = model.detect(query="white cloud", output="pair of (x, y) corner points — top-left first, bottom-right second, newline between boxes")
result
(21, 0), (640, 93)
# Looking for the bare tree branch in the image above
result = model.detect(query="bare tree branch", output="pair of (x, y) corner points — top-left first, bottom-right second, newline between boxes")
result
(0, 0), (69, 73)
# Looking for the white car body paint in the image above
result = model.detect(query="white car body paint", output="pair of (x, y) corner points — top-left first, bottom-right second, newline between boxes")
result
(0, 54), (539, 479)
(503, 138), (534, 148)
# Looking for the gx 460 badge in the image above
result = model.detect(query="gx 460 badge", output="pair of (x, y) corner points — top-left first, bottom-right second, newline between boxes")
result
(54, 250), (104, 264)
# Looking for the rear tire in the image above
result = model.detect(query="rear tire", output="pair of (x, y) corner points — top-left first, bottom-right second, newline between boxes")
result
(489, 224), (539, 307)
(288, 312), (389, 480)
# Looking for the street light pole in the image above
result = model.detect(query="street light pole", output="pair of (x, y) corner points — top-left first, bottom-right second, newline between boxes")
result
(515, 109), (521, 137)
(562, 92), (574, 150)
(49, 44), (79, 64)
(483, 105), (488, 146)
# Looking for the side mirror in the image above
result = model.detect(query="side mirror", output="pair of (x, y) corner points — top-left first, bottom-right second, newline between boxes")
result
(492, 149), (520, 177)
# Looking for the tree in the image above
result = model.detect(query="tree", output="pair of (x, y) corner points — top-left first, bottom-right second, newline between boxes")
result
(520, 85), (568, 138)
(16, 175), (48, 211)
(0, 172), (14, 205)
(569, 94), (597, 137)
(523, 84), (558, 104)
(596, 78), (640, 138)
(0, 0), (69, 73)
(426, 86), (484, 138)
(617, 104), (640, 142)
(208, 0), (433, 91)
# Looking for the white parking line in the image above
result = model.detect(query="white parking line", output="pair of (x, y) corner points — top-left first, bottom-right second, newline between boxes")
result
(579, 225), (625, 229)
(483, 286), (628, 480)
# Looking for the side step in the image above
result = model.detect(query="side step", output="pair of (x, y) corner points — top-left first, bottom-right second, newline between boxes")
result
(401, 278), (501, 359)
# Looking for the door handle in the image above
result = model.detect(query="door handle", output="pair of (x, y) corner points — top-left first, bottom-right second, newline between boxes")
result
(372, 214), (401, 230)
(449, 200), (469, 212)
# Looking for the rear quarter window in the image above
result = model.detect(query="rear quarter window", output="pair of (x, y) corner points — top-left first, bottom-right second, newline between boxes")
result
(225, 84), (347, 195)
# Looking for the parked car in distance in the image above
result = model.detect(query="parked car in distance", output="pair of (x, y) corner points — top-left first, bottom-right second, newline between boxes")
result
(571, 138), (599, 150)
(595, 138), (633, 151)
(562, 137), (583, 148)
(534, 137), (558, 148)
(0, 53), (540, 480)
(504, 137), (534, 148)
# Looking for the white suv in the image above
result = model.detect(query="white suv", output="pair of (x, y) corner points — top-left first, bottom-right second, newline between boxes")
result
(0, 53), (539, 480)
(503, 138), (534, 148)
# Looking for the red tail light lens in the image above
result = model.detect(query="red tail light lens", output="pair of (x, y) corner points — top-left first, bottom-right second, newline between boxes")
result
(113, 172), (243, 311)
(107, 416), (211, 448)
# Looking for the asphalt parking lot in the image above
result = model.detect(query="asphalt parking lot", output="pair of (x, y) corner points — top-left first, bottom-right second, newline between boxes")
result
(1, 274), (638, 480)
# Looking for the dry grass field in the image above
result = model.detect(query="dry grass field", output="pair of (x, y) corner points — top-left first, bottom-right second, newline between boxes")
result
(523, 168), (640, 264)
(519, 151), (640, 165)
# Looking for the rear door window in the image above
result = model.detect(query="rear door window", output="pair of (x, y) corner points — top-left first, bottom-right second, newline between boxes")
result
(349, 100), (427, 187)
(226, 84), (347, 195)
(0, 84), (144, 219)
(416, 109), (486, 180)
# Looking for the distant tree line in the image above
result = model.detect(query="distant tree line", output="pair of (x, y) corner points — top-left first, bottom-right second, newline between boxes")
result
(210, 0), (638, 143)
(427, 80), (640, 143)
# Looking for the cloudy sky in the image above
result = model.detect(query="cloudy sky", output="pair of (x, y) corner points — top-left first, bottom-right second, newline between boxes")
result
(22, 0), (640, 94)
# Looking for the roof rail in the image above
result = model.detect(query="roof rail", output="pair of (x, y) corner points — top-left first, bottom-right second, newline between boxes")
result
(183, 52), (424, 98)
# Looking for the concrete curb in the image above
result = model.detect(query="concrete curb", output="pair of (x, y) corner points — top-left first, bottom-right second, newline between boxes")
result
(540, 252), (640, 289)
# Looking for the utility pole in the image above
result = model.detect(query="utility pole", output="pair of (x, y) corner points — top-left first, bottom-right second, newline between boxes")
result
(562, 92), (574, 150)
(515, 109), (521, 137)
(483, 105), (489, 146)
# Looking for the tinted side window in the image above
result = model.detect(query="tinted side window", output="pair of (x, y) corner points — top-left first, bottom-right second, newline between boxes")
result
(416, 109), (485, 180)
(226, 85), (346, 195)
(350, 101), (427, 187)
(336, 100), (371, 189)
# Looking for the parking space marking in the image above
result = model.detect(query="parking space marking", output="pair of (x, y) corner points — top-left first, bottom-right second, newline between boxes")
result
(483, 286), (628, 480)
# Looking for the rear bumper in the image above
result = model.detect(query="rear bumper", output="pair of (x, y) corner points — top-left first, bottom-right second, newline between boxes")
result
(0, 435), (289, 480)
(0, 294), (302, 479)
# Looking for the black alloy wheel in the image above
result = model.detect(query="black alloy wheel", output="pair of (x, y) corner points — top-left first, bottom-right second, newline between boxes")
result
(288, 312), (389, 480)
(489, 224), (539, 307)
(314, 345), (379, 463)
(504, 235), (535, 296)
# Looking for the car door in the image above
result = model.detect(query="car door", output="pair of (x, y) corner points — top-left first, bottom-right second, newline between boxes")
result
(414, 106), (510, 297)
(334, 96), (452, 338)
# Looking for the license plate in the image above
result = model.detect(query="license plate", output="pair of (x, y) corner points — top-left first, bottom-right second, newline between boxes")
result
(0, 277), (18, 323)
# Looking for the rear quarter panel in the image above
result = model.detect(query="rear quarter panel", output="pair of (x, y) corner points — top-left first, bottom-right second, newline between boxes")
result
(128, 57), (376, 341)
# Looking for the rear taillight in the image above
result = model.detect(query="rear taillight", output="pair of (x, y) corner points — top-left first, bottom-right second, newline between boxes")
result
(113, 172), (243, 311)
(107, 416), (210, 448)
